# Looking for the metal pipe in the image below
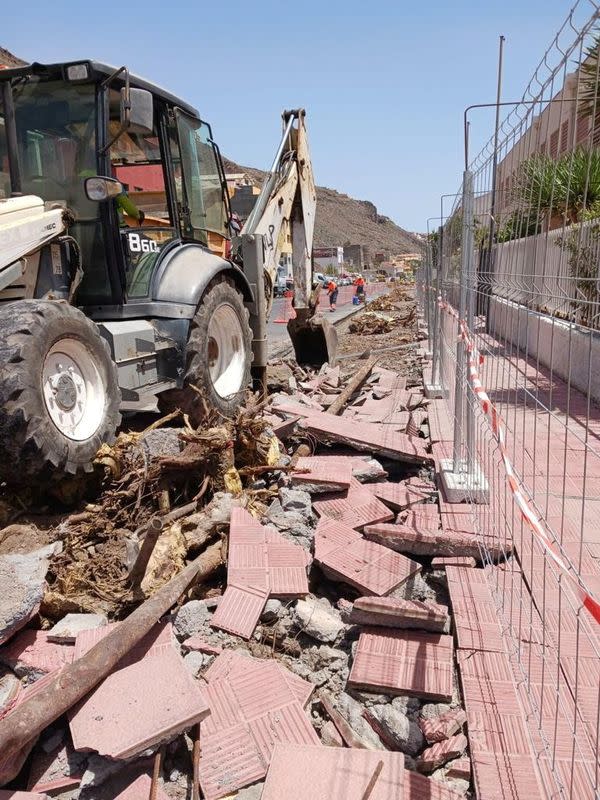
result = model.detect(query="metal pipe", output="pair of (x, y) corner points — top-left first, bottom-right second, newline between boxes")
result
(488, 36), (505, 257)
(452, 171), (473, 473)
(463, 171), (476, 473)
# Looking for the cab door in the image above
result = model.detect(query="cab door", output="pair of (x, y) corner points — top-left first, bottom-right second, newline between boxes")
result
(106, 90), (180, 301)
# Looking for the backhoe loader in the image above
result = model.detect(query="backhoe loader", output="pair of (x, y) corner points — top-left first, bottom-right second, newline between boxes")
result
(0, 60), (336, 484)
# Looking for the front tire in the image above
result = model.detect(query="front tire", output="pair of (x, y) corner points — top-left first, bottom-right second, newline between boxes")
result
(184, 279), (252, 416)
(0, 300), (121, 486)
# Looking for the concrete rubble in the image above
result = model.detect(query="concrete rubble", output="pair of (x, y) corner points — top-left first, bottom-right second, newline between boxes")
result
(0, 287), (478, 799)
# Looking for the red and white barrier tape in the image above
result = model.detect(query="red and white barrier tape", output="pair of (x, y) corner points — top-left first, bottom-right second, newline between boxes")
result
(436, 296), (600, 624)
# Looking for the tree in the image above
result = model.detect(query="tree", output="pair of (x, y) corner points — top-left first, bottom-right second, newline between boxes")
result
(512, 148), (600, 226)
(579, 32), (600, 119)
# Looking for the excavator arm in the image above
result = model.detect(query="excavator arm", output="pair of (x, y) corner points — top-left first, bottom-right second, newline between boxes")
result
(239, 109), (336, 368)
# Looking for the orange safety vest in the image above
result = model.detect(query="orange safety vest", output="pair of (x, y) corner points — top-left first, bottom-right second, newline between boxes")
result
(328, 281), (337, 293)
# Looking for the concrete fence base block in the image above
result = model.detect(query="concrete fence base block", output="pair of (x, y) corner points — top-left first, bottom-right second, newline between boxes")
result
(424, 382), (448, 400)
(438, 458), (489, 504)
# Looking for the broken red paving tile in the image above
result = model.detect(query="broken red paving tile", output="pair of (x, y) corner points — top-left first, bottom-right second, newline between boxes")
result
(69, 622), (209, 759)
(348, 628), (454, 701)
(313, 478), (394, 530)
(199, 723), (266, 800)
(0, 630), (74, 678)
(399, 504), (441, 528)
(291, 456), (353, 492)
(416, 734), (468, 772)
(212, 508), (308, 638)
(113, 775), (170, 800)
(431, 556), (477, 568)
(315, 518), (421, 596)
(363, 523), (503, 560)
(349, 596), (448, 633)
(209, 584), (269, 640)
(446, 757), (471, 781)
(320, 719), (344, 747)
(298, 411), (432, 464)
(419, 708), (467, 743)
(199, 653), (319, 800)
(261, 743), (404, 800)
(182, 637), (222, 655)
(405, 769), (465, 799)
(364, 480), (434, 511)
(0, 794), (52, 799)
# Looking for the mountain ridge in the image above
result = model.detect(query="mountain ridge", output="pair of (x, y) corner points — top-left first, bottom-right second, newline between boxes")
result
(222, 157), (422, 256)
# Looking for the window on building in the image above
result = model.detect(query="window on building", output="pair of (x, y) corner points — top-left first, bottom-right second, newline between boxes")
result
(560, 120), (569, 153)
(576, 115), (590, 145)
(550, 130), (559, 159)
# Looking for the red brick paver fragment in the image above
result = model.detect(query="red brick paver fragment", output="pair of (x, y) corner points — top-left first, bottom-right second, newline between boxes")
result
(431, 556), (476, 568)
(0, 630), (74, 677)
(182, 637), (222, 655)
(365, 479), (435, 511)
(313, 478), (394, 530)
(291, 456), (353, 492)
(210, 508), (309, 639)
(261, 743), (404, 800)
(69, 622), (209, 759)
(416, 734), (468, 772)
(314, 517), (421, 596)
(199, 651), (319, 800)
(419, 708), (467, 743)
(405, 770), (464, 799)
(348, 628), (454, 701)
(363, 523), (505, 561)
(349, 596), (448, 633)
(113, 775), (170, 799)
(446, 757), (471, 780)
(0, 793), (52, 799)
(298, 410), (432, 464)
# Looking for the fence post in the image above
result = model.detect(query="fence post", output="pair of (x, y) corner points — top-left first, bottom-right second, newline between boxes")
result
(440, 169), (488, 502)
(424, 224), (448, 399)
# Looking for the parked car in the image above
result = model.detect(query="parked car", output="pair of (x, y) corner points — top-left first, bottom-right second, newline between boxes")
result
(312, 272), (327, 288)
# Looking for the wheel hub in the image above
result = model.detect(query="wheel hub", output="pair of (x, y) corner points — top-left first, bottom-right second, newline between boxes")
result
(42, 339), (106, 441)
(50, 369), (78, 411)
(207, 303), (246, 400)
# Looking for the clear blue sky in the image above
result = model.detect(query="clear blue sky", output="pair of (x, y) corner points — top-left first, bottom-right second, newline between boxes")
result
(2, 0), (578, 232)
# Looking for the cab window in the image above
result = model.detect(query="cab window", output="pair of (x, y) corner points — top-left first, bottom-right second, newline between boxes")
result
(173, 111), (228, 245)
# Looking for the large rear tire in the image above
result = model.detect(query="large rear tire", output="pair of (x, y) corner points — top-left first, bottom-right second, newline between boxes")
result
(0, 300), (121, 486)
(184, 279), (252, 416)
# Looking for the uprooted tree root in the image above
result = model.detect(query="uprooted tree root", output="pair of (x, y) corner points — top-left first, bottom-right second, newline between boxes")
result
(42, 397), (281, 619)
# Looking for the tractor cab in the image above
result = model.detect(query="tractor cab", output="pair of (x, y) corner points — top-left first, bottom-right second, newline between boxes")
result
(0, 60), (232, 308)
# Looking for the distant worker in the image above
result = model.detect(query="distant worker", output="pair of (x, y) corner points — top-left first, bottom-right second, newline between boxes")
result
(354, 274), (366, 303)
(327, 278), (338, 312)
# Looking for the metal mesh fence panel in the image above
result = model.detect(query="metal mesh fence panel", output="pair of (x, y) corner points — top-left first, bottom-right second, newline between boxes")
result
(421, 4), (600, 797)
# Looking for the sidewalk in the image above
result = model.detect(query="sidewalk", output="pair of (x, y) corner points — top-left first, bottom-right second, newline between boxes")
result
(424, 317), (600, 799)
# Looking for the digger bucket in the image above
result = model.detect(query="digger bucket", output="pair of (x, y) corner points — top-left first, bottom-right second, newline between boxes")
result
(287, 310), (338, 366)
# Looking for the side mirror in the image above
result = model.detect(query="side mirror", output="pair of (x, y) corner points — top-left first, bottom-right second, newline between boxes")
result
(121, 87), (153, 135)
(85, 176), (123, 202)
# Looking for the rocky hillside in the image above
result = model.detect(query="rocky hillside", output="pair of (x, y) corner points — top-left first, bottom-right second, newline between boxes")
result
(223, 157), (422, 255)
(0, 46), (26, 67)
